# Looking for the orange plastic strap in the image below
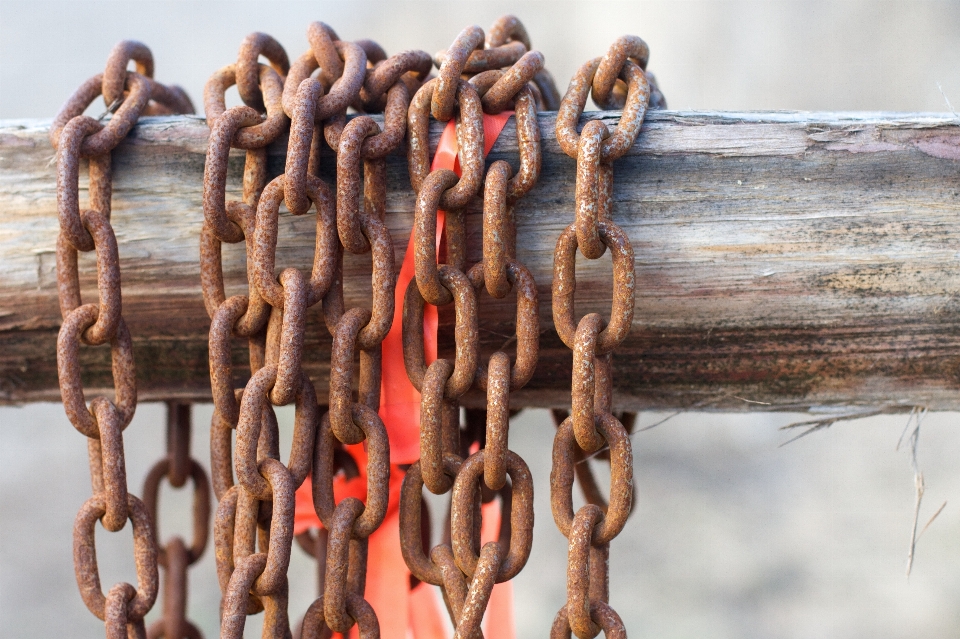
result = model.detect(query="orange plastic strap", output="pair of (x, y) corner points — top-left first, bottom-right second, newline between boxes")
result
(294, 111), (514, 639)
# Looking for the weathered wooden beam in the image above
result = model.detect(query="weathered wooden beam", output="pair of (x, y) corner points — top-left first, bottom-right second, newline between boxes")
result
(2, 111), (959, 410)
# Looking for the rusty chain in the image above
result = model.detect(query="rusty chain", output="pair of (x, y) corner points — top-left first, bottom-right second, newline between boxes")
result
(202, 24), (430, 638)
(143, 402), (211, 639)
(306, 24), (430, 639)
(397, 16), (553, 638)
(50, 19), (657, 639)
(550, 35), (663, 639)
(205, 31), (314, 639)
(51, 40), (193, 638)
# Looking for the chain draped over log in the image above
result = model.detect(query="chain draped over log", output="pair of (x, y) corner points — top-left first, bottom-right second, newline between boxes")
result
(46, 17), (657, 639)
(50, 40), (195, 638)
(549, 35), (663, 639)
(397, 17), (554, 638)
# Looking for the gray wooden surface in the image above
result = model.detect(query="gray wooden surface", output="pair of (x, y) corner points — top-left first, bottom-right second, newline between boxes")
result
(1, 111), (959, 409)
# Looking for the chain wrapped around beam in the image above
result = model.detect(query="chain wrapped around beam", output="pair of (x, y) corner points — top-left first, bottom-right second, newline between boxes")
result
(45, 19), (660, 639)
(50, 40), (194, 638)
(305, 24), (432, 639)
(398, 16), (553, 638)
(550, 35), (663, 639)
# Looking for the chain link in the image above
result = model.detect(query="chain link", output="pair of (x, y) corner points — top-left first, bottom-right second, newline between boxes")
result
(550, 35), (663, 639)
(51, 40), (194, 637)
(395, 15), (554, 637)
(143, 402), (211, 639)
(50, 19), (656, 639)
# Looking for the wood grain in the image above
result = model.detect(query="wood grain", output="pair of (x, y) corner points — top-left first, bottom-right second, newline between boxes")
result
(2, 111), (959, 411)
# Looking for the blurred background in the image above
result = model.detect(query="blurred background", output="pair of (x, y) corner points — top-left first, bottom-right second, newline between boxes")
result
(2, 1), (960, 638)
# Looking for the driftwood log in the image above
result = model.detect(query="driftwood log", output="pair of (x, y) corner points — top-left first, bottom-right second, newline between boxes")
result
(1, 111), (960, 411)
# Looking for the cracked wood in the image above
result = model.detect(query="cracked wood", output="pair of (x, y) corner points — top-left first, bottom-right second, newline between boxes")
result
(1, 110), (959, 410)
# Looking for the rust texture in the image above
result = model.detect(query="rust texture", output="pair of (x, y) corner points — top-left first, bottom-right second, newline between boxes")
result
(550, 35), (659, 639)
(393, 16), (562, 635)
(51, 41), (194, 638)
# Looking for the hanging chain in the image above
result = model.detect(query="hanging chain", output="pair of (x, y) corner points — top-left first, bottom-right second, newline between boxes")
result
(201, 24), (431, 638)
(202, 31), (290, 512)
(203, 30), (319, 639)
(143, 402), (211, 639)
(50, 40), (194, 638)
(49, 20), (657, 639)
(549, 35), (662, 639)
(397, 16), (552, 638)
(304, 24), (432, 639)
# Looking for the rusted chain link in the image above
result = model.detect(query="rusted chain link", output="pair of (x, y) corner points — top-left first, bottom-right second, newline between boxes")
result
(51, 40), (193, 637)
(551, 409), (638, 516)
(398, 16), (551, 637)
(51, 19), (655, 639)
(550, 35), (662, 639)
(143, 402), (211, 639)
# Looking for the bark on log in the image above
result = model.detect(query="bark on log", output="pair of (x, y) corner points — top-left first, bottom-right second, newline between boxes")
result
(2, 111), (960, 411)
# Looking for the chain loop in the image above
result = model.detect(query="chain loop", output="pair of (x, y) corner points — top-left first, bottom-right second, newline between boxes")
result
(236, 32), (290, 110)
(402, 269), (479, 398)
(592, 35), (650, 109)
(552, 221), (636, 354)
(467, 262), (540, 391)
(282, 39), (367, 121)
(451, 449), (534, 579)
(73, 494), (159, 622)
(102, 40), (154, 104)
(142, 457), (211, 566)
(360, 49), (431, 110)
(407, 79), (485, 208)
(311, 412), (390, 538)
(399, 457), (463, 585)
(555, 53), (651, 162)
(253, 174), (339, 307)
(432, 25), (485, 121)
(235, 367), (317, 498)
